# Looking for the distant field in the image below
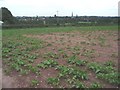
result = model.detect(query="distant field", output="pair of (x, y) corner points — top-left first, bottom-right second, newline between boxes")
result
(3, 25), (118, 35)
(2, 25), (119, 88)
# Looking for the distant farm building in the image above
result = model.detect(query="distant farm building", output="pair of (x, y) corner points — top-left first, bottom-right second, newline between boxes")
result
(0, 21), (3, 26)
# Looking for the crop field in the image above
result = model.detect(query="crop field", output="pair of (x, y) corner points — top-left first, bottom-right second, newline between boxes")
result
(2, 26), (119, 88)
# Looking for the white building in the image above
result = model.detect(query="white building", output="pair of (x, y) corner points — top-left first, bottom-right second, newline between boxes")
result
(0, 21), (3, 25)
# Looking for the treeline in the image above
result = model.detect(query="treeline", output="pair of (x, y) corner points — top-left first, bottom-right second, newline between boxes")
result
(3, 16), (118, 29)
(1, 7), (118, 29)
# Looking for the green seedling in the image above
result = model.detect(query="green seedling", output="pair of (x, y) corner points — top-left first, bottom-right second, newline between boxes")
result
(56, 65), (88, 80)
(104, 60), (115, 67)
(58, 49), (68, 58)
(20, 69), (28, 75)
(16, 59), (26, 66)
(47, 43), (52, 46)
(44, 52), (59, 59)
(31, 79), (39, 86)
(67, 55), (76, 64)
(98, 36), (106, 46)
(28, 59), (34, 63)
(73, 46), (80, 51)
(47, 77), (60, 86)
(81, 49), (95, 58)
(37, 59), (58, 68)
(67, 78), (75, 84)
(2, 48), (11, 53)
(87, 62), (115, 74)
(97, 72), (120, 85)
(75, 60), (87, 66)
(30, 67), (39, 73)
(80, 41), (86, 45)
(90, 82), (102, 88)
(11, 63), (21, 71)
(72, 81), (85, 88)
(67, 55), (87, 66)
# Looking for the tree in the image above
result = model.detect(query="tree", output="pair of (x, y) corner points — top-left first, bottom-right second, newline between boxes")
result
(1, 7), (16, 24)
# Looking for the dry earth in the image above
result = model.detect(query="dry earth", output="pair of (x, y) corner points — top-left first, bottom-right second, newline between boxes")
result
(2, 30), (118, 88)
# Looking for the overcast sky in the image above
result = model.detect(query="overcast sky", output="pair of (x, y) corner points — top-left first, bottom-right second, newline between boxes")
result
(0, 0), (119, 16)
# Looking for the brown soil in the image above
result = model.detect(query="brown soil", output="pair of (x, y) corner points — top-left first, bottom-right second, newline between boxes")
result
(3, 30), (118, 88)
(2, 70), (18, 88)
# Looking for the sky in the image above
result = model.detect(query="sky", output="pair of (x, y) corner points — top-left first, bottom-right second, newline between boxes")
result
(0, 0), (119, 16)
